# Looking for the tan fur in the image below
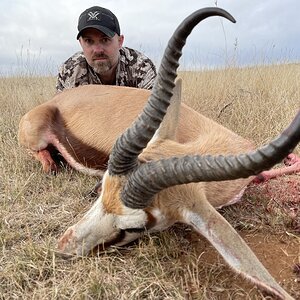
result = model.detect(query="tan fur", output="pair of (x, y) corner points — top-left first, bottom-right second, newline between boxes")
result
(18, 85), (150, 163)
(55, 84), (294, 299)
(19, 84), (255, 208)
(102, 175), (125, 215)
(140, 135), (253, 208)
(18, 84), (253, 176)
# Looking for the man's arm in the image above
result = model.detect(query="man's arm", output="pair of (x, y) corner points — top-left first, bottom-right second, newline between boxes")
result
(55, 52), (89, 93)
(56, 69), (66, 93)
(118, 47), (157, 90)
(137, 59), (157, 90)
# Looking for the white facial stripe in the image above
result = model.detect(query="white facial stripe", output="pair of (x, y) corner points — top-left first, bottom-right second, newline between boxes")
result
(74, 197), (117, 254)
(61, 173), (174, 255)
(62, 173), (118, 255)
(116, 206), (148, 230)
(114, 208), (172, 247)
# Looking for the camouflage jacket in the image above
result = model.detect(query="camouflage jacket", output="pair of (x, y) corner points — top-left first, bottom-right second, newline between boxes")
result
(56, 47), (157, 92)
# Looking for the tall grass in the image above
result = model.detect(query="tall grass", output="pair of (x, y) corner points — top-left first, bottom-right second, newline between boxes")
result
(180, 64), (300, 147)
(0, 64), (299, 299)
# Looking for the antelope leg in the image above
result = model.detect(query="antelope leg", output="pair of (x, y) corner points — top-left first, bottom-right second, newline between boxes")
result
(253, 153), (300, 183)
(182, 199), (294, 300)
(35, 149), (58, 173)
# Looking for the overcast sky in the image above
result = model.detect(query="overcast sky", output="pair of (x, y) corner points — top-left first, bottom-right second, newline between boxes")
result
(1, 0), (299, 76)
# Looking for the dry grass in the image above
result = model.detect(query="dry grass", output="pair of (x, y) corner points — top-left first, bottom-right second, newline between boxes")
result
(0, 64), (299, 299)
(181, 63), (300, 148)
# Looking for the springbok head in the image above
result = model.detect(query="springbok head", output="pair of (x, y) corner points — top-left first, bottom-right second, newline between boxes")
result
(58, 7), (299, 300)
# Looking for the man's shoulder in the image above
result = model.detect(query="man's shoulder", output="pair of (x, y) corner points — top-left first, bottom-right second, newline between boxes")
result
(120, 46), (143, 57)
(120, 47), (152, 62)
(57, 51), (91, 91)
(119, 47), (155, 68)
(60, 51), (87, 71)
(117, 47), (156, 89)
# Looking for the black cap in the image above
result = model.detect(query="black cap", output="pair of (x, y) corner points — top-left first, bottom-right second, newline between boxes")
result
(77, 6), (120, 39)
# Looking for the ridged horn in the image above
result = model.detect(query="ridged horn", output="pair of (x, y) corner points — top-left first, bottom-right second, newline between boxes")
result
(108, 8), (236, 176)
(121, 110), (300, 209)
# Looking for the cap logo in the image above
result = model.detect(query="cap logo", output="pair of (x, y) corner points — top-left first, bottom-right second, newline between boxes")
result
(87, 11), (100, 21)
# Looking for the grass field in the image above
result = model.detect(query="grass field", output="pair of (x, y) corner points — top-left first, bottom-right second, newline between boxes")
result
(0, 64), (299, 299)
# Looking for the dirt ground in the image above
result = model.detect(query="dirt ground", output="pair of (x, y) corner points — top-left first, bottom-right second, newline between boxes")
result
(181, 175), (300, 299)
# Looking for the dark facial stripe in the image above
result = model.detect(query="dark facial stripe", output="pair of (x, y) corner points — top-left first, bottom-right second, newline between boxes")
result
(91, 211), (157, 254)
(91, 230), (125, 254)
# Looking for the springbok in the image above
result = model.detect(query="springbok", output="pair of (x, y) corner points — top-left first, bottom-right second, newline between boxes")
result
(18, 82), (300, 185)
(54, 8), (300, 300)
(18, 76), (300, 184)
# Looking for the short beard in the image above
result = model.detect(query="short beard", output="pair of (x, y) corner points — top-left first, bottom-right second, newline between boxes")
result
(91, 61), (112, 75)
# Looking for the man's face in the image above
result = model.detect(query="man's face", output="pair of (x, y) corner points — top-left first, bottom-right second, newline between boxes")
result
(79, 28), (124, 75)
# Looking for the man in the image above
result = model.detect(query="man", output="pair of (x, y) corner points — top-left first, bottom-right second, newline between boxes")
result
(56, 6), (157, 92)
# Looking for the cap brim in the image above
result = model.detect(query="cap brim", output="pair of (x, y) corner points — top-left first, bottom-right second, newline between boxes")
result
(77, 25), (116, 39)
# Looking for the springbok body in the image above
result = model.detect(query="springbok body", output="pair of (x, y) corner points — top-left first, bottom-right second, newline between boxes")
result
(20, 7), (300, 300)
(18, 84), (254, 186)
(18, 79), (299, 182)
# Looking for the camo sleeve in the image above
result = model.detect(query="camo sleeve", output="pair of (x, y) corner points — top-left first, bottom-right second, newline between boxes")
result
(135, 56), (157, 90)
(56, 48), (157, 92)
(56, 52), (94, 93)
(117, 47), (157, 90)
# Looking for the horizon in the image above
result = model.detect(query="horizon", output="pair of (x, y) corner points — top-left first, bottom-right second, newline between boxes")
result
(1, 0), (300, 76)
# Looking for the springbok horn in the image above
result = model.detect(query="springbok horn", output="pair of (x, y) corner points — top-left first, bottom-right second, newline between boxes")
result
(121, 110), (300, 209)
(108, 8), (236, 175)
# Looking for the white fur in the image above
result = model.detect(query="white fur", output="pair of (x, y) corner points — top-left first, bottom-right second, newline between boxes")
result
(116, 206), (148, 230)
(148, 207), (174, 232)
(50, 133), (104, 177)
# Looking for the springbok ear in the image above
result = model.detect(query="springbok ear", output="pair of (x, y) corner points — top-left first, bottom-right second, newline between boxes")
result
(182, 200), (293, 300)
(156, 78), (182, 141)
